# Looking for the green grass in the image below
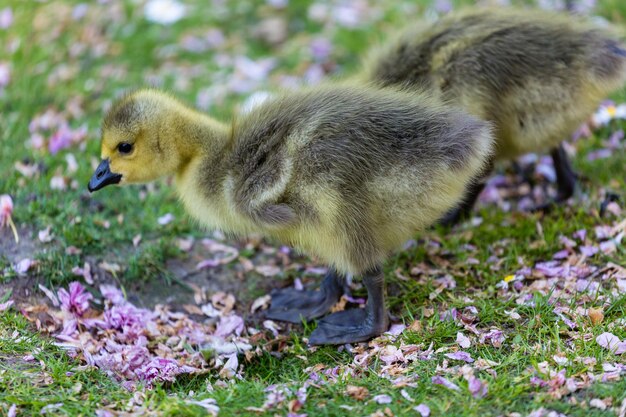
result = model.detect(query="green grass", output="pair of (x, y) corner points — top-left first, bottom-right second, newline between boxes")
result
(2, 0), (626, 416)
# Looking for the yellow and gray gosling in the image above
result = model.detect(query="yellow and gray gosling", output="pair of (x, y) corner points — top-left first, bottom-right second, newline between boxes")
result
(360, 8), (626, 222)
(89, 85), (493, 344)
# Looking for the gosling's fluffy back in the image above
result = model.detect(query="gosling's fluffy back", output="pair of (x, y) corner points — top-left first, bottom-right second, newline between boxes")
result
(363, 8), (626, 159)
(193, 85), (492, 273)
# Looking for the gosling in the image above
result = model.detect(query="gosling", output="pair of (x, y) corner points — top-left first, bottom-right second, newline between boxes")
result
(88, 85), (493, 344)
(360, 8), (626, 223)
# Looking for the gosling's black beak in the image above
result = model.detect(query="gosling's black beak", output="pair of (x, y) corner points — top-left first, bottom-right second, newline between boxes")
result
(88, 159), (122, 192)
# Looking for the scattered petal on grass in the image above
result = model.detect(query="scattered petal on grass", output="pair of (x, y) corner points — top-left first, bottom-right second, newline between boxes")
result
(372, 394), (392, 404)
(196, 240), (239, 268)
(14, 258), (34, 275)
(57, 282), (93, 317)
(157, 213), (174, 225)
(414, 404), (430, 417)
(589, 398), (608, 410)
(100, 285), (126, 305)
(0, 300), (14, 312)
(215, 314), (244, 338)
(72, 263), (93, 285)
(386, 323), (406, 336)
(0, 194), (18, 242)
(0, 62), (9, 91)
(596, 332), (621, 352)
(144, 0), (185, 25)
(38, 284), (59, 306)
(379, 345), (405, 365)
(250, 295), (271, 313)
(38, 226), (54, 243)
(40, 403), (64, 414)
(456, 332), (471, 349)
(467, 375), (488, 398)
(255, 265), (282, 277)
(400, 389), (414, 402)
(184, 398), (219, 416)
(445, 351), (474, 363)
(0, 7), (13, 29)
(432, 376), (460, 391)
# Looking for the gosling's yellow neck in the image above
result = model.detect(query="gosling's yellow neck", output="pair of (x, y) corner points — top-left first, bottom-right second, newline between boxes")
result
(166, 103), (231, 169)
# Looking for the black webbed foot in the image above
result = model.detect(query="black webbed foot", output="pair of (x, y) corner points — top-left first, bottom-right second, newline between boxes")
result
(308, 308), (389, 345)
(308, 266), (389, 345)
(265, 270), (344, 323)
(531, 144), (577, 213)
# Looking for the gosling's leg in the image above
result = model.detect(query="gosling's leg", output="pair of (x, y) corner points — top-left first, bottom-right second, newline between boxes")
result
(438, 180), (486, 226)
(265, 269), (345, 323)
(439, 157), (493, 227)
(309, 265), (389, 345)
(532, 144), (576, 212)
(552, 144), (577, 203)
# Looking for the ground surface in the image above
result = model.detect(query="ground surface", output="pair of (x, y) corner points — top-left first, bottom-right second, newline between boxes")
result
(1, 0), (626, 416)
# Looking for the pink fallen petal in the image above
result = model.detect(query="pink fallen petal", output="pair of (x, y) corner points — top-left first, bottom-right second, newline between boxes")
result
(0, 7), (13, 29)
(0, 194), (13, 226)
(38, 226), (54, 243)
(445, 351), (474, 363)
(196, 259), (220, 269)
(215, 314), (244, 337)
(615, 342), (626, 355)
(372, 394), (392, 404)
(414, 404), (430, 417)
(57, 281), (93, 317)
(157, 213), (174, 225)
(386, 323), (406, 336)
(255, 265), (282, 277)
(48, 125), (73, 154)
(432, 376), (460, 391)
(184, 398), (219, 416)
(580, 245), (599, 257)
(573, 229), (587, 241)
(456, 332), (471, 349)
(38, 284), (60, 306)
(480, 329), (506, 347)
(552, 249), (569, 260)
(14, 258), (33, 275)
(135, 357), (197, 383)
(100, 285), (126, 305)
(0, 300), (14, 311)
(587, 149), (612, 161)
(599, 240), (616, 254)
(72, 263), (93, 285)
(379, 345), (405, 365)
(222, 354), (238, 373)
(0, 62), (9, 90)
(467, 375), (488, 398)
(534, 261), (565, 277)
(595, 225), (613, 240)
(596, 332), (621, 352)
(605, 201), (621, 216)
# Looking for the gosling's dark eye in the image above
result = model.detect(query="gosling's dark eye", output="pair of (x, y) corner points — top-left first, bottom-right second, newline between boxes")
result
(118, 142), (133, 154)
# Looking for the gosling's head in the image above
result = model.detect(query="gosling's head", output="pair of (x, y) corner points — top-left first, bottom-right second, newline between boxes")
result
(88, 90), (186, 192)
